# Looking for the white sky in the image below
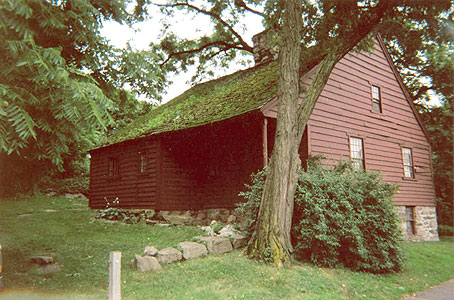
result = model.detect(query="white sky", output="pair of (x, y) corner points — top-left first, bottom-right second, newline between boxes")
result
(100, 5), (264, 103)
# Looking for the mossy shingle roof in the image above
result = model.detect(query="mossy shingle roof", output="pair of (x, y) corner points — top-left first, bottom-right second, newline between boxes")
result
(105, 61), (278, 146)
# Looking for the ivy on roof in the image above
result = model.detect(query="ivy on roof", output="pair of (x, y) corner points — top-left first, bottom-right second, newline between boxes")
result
(104, 61), (278, 146)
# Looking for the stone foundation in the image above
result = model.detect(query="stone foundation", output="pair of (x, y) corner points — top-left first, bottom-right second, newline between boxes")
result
(395, 206), (439, 242)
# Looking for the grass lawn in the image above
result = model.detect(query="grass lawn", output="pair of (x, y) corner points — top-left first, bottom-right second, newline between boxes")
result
(0, 196), (453, 299)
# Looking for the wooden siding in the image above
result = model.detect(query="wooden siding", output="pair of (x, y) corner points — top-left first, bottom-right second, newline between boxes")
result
(158, 112), (265, 210)
(262, 38), (435, 206)
(89, 137), (159, 209)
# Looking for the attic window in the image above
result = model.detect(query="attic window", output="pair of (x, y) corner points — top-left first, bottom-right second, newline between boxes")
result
(108, 158), (119, 178)
(349, 137), (365, 170)
(371, 85), (382, 113)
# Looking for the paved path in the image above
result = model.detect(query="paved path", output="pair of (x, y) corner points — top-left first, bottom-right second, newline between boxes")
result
(402, 280), (454, 300)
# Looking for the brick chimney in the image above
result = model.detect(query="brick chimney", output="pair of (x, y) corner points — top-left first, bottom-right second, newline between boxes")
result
(252, 29), (279, 65)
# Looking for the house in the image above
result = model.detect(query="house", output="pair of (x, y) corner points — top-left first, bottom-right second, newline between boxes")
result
(89, 33), (438, 241)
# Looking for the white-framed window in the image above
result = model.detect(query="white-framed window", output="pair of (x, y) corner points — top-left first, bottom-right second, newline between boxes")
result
(371, 85), (382, 113)
(402, 147), (415, 178)
(349, 137), (365, 170)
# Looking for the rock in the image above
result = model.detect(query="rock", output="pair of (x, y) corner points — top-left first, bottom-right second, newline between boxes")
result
(46, 191), (57, 197)
(131, 255), (162, 272)
(231, 234), (248, 249)
(198, 236), (233, 254)
(200, 226), (216, 236)
(64, 193), (88, 201)
(36, 264), (62, 275)
(227, 215), (237, 223)
(218, 225), (239, 238)
(178, 242), (207, 260)
(156, 247), (183, 264)
(143, 246), (158, 256)
(163, 214), (193, 225)
(44, 209), (57, 213)
(30, 256), (54, 265)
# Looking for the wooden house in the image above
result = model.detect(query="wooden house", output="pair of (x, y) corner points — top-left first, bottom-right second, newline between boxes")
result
(89, 35), (438, 241)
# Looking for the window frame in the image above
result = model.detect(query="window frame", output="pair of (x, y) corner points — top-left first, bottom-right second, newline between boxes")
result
(139, 151), (147, 174)
(349, 136), (366, 170)
(107, 157), (120, 178)
(405, 206), (416, 235)
(401, 147), (416, 179)
(371, 84), (383, 113)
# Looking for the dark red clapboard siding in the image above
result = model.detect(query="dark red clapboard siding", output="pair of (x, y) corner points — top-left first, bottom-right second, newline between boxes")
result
(261, 38), (435, 207)
(89, 137), (159, 209)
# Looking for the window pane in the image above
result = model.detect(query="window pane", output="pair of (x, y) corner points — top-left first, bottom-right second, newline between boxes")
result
(372, 86), (380, 99)
(372, 101), (381, 113)
(402, 148), (414, 178)
(350, 137), (364, 170)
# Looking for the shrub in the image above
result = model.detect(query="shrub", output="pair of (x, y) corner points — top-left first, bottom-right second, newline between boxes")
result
(235, 167), (267, 235)
(293, 159), (402, 273)
(237, 157), (403, 273)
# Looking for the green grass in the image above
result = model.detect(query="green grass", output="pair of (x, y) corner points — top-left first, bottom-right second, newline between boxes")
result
(1, 196), (453, 299)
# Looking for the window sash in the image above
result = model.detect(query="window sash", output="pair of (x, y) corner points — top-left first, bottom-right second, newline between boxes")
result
(405, 206), (415, 235)
(350, 137), (364, 170)
(108, 159), (119, 177)
(371, 85), (382, 113)
(402, 148), (414, 178)
(140, 153), (147, 173)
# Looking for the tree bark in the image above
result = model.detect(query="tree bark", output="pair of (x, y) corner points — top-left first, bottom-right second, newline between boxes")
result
(247, 0), (302, 267)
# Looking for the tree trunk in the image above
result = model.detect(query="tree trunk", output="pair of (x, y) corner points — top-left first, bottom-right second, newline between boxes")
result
(247, 0), (302, 267)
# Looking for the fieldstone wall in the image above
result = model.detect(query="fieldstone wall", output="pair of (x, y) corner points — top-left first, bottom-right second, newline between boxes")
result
(395, 206), (439, 242)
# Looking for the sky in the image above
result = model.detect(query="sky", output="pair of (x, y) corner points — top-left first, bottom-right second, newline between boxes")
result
(100, 5), (264, 104)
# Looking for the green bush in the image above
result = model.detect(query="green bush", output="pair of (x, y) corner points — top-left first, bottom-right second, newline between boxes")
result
(294, 159), (402, 273)
(237, 157), (403, 273)
(235, 167), (267, 235)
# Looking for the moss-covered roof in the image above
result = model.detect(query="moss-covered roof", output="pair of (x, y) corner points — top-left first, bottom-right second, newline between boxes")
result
(104, 61), (278, 146)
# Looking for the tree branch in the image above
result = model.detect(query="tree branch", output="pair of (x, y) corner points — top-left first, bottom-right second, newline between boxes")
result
(233, 0), (265, 18)
(152, 1), (253, 53)
(159, 40), (245, 66)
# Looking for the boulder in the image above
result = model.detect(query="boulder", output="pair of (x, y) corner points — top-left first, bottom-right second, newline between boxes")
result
(198, 236), (233, 254)
(143, 246), (158, 256)
(178, 242), (207, 260)
(131, 255), (162, 272)
(231, 234), (248, 249)
(162, 214), (193, 225)
(30, 256), (54, 265)
(218, 225), (239, 238)
(156, 247), (183, 264)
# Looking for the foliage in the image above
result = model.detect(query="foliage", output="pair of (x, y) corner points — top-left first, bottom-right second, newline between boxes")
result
(235, 166), (267, 235)
(293, 159), (402, 273)
(419, 100), (454, 227)
(238, 158), (403, 273)
(1, 195), (454, 299)
(38, 175), (90, 195)
(0, 0), (155, 196)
